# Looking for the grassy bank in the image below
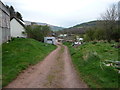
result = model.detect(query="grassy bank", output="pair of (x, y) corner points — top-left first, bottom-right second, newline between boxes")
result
(64, 41), (119, 88)
(2, 38), (56, 87)
(0, 44), (2, 89)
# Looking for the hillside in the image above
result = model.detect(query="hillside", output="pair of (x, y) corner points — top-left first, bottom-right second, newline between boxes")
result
(73, 20), (98, 28)
(2, 38), (56, 87)
(50, 25), (64, 31)
(37, 22), (64, 31)
(61, 20), (113, 34)
(59, 20), (98, 34)
(25, 21), (64, 31)
(71, 20), (119, 28)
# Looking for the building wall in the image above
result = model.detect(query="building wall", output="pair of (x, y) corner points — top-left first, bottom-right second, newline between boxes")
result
(0, 1), (10, 44)
(10, 18), (26, 38)
(118, 1), (120, 21)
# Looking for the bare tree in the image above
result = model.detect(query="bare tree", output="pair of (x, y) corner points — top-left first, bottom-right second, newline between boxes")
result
(100, 4), (119, 42)
(101, 4), (118, 21)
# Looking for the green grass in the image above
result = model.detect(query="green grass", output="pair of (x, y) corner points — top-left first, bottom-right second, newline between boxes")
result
(0, 44), (2, 89)
(64, 41), (119, 88)
(2, 38), (56, 87)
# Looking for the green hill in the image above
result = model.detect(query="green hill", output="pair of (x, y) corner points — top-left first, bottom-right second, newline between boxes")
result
(61, 20), (109, 34)
(73, 21), (98, 28)
(60, 21), (98, 34)
(25, 21), (64, 31)
(72, 20), (119, 28)
(2, 38), (56, 87)
(50, 25), (64, 31)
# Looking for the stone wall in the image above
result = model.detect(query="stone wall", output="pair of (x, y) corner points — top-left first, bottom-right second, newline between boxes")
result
(0, 1), (10, 44)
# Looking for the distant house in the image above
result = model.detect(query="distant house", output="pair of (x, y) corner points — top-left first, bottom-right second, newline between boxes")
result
(10, 17), (26, 38)
(44, 37), (56, 45)
(24, 21), (32, 26)
(59, 34), (67, 37)
(0, 1), (11, 44)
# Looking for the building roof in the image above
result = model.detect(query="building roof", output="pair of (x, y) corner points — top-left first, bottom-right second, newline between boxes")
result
(44, 37), (55, 38)
(10, 17), (25, 27)
(0, 1), (10, 16)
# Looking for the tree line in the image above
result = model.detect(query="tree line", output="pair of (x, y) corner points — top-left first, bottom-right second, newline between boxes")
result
(84, 4), (120, 42)
(25, 25), (52, 42)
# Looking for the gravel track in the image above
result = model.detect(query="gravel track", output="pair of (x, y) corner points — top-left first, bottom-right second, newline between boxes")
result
(5, 43), (88, 88)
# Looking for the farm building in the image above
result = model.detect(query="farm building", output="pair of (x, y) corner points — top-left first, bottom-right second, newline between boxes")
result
(10, 17), (27, 38)
(0, 1), (11, 44)
(44, 37), (56, 45)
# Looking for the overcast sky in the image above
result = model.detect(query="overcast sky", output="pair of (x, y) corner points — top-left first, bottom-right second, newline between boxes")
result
(2, 0), (119, 27)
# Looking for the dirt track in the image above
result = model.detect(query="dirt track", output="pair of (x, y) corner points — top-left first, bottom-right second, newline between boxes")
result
(6, 43), (88, 88)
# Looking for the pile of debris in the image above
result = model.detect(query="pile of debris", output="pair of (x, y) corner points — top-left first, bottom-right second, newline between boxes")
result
(103, 60), (120, 73)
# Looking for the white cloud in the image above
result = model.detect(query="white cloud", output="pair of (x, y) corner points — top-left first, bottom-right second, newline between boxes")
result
(2, 0), (119, 27)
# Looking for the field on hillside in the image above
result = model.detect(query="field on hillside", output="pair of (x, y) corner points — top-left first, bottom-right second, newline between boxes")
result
(64, 41), (119, 88)
(2, 38), (56, 87)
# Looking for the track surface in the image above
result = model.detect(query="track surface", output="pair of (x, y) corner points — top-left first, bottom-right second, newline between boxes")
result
(6, 44), (88, 88)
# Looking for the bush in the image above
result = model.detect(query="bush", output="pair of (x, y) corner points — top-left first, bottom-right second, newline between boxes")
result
(25, 25), (52, 41)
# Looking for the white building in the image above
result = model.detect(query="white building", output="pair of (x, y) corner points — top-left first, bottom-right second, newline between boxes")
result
(10, 18), (26, 38)
(24, 21), (32, 26)
(0, 1), (10, 44)
(77, 38), (83, 41)
(59, 34), (67, 37)
(44, 37), (56, 45)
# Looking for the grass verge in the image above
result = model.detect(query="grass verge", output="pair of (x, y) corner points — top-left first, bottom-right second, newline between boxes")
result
(0, 44), (2, 89)
(2, 38), (56, 87)
(64, 41), (119, 88)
